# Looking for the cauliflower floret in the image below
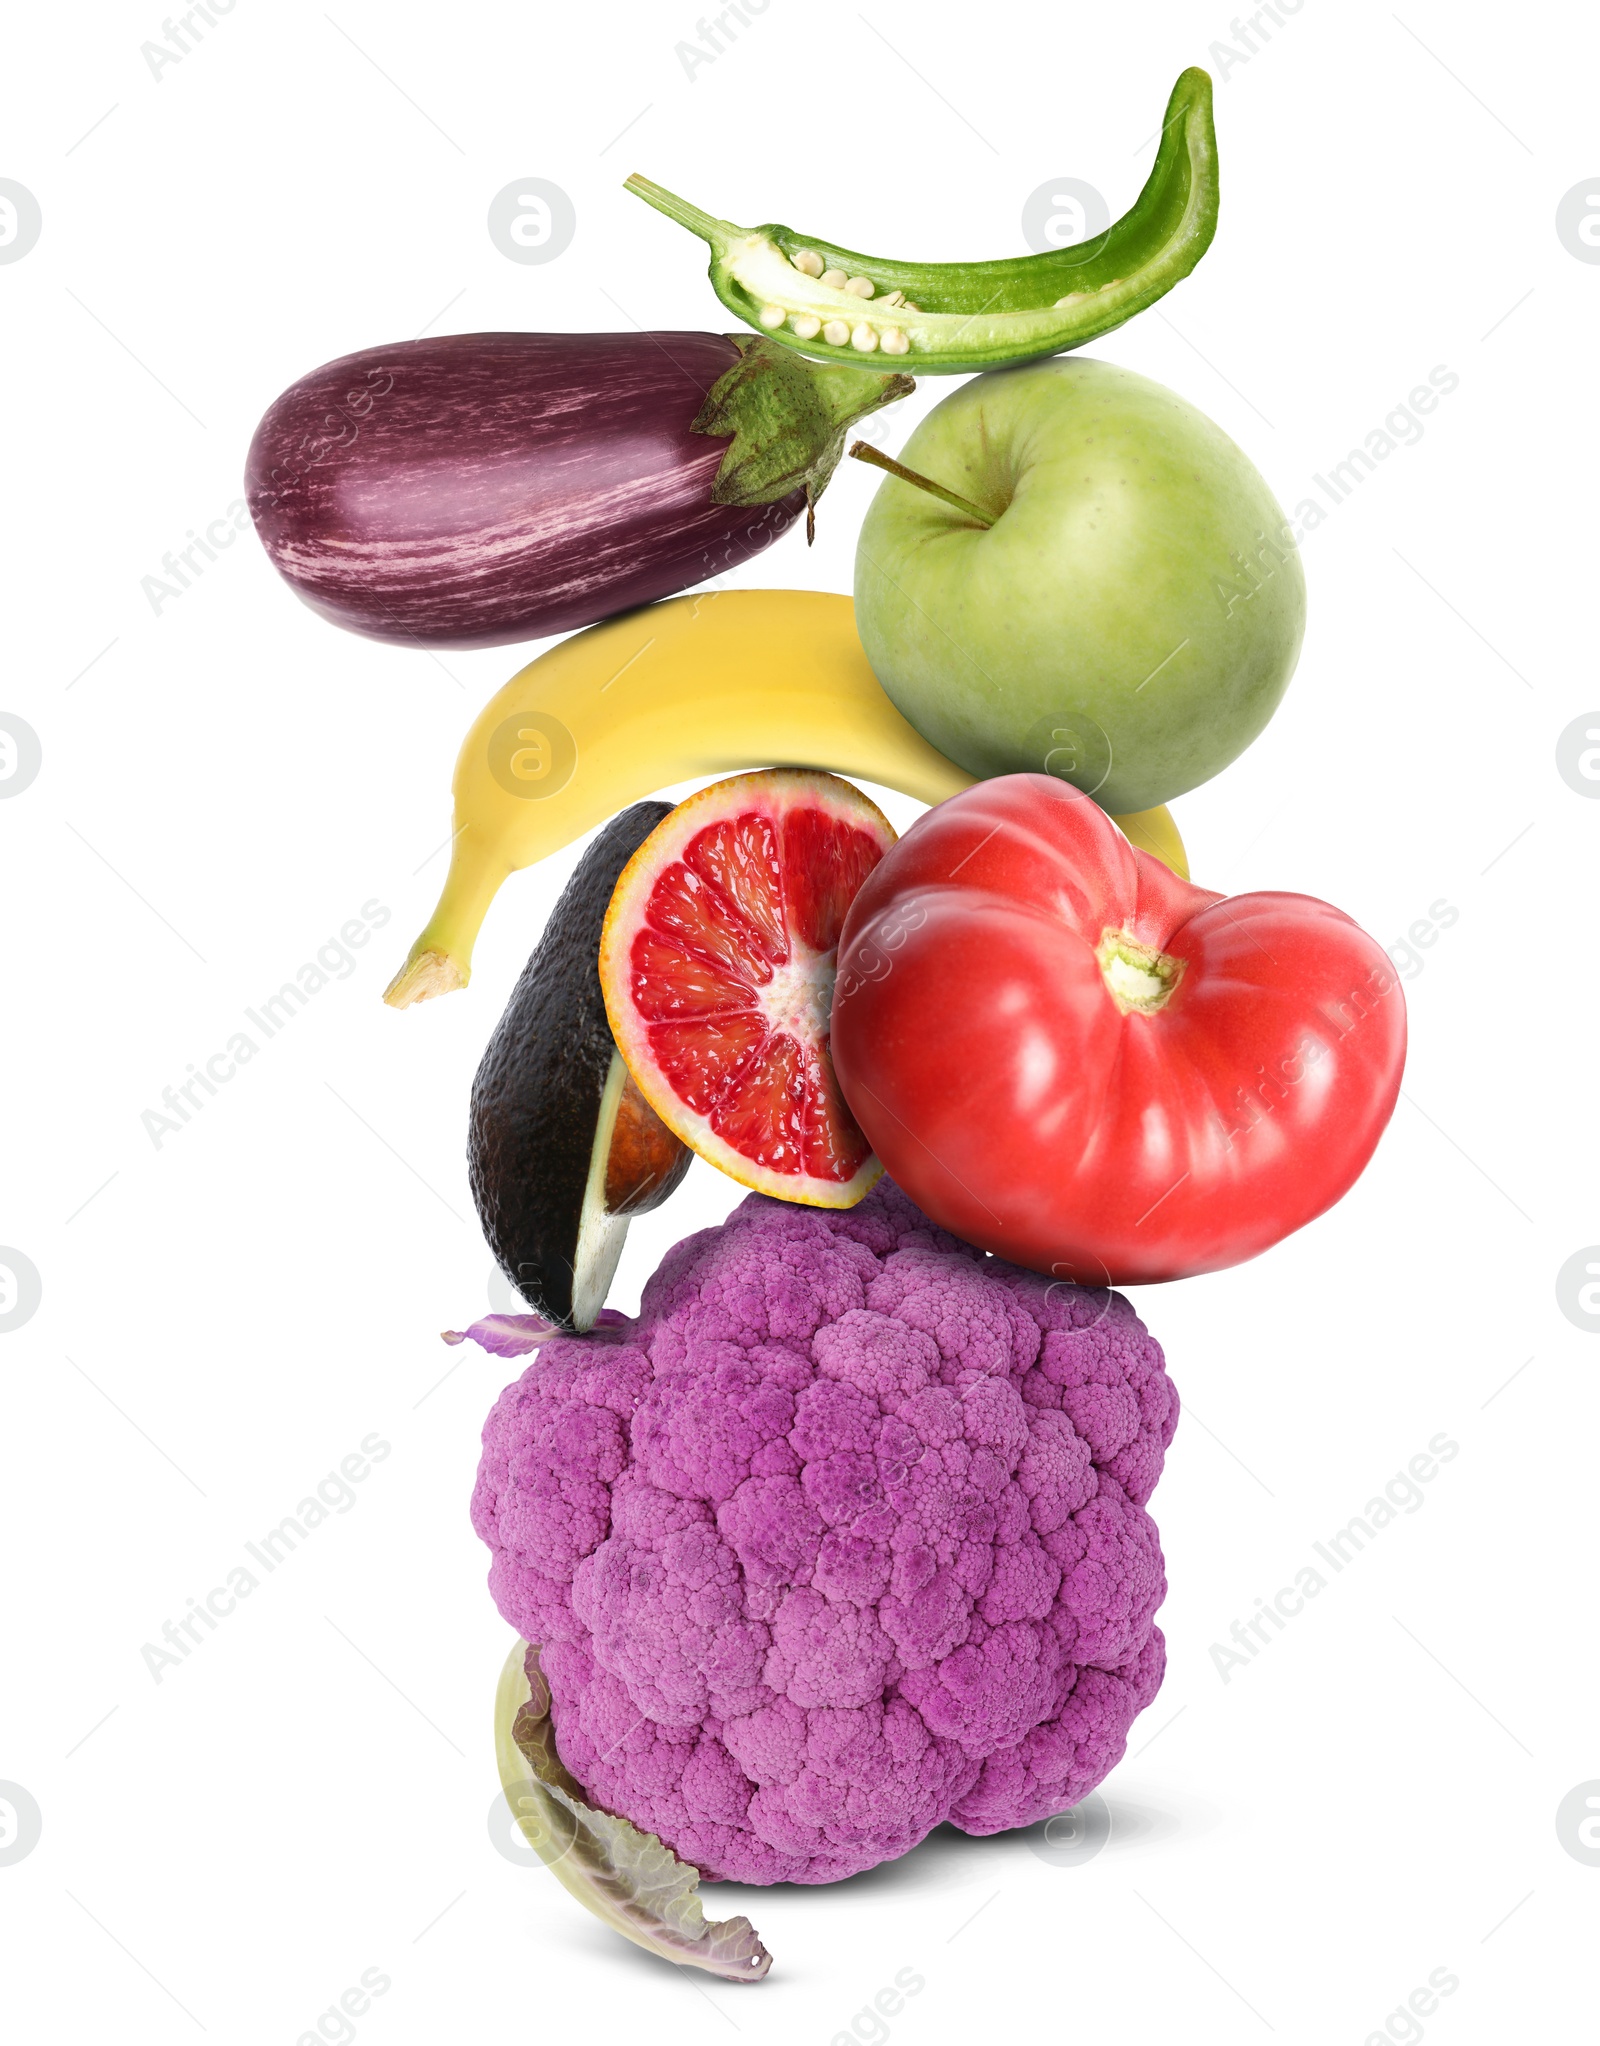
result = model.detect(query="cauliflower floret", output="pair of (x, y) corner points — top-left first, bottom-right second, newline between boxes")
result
(473, 1180), (1177, 1884)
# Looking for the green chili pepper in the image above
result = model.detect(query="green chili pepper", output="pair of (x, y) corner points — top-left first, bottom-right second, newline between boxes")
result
(626, 68), (1216, 377)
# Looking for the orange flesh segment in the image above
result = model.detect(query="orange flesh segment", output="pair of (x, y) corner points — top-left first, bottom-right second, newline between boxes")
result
(783, 806), (884, 951)
(628, 805), (884, 1185)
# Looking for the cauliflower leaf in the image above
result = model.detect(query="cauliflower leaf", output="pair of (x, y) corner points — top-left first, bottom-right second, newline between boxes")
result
(494, 1638), (773, 1983)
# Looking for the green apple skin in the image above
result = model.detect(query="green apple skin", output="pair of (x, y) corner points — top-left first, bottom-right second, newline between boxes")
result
(853, 357), (1305, 816)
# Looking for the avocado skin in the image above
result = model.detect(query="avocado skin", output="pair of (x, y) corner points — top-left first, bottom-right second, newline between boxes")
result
(469, 801), (684, 1327)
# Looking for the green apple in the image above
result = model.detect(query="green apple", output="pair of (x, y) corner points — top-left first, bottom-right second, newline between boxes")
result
(853, 357), (1305, 815)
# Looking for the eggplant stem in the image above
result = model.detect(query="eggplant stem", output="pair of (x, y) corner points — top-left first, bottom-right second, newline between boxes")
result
(847, 441), (999, 529)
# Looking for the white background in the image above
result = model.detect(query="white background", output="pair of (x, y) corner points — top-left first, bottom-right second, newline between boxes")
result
(3, 1), (1596, 2039)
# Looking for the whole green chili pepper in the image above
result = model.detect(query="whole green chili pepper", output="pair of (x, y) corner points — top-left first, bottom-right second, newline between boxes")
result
(626, 68), (1216, 376)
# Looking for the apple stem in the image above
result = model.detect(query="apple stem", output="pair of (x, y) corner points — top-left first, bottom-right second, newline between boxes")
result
(847, 440), (999, 528)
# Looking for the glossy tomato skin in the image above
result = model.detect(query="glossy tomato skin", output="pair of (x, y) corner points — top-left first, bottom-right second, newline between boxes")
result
(830, 776), (1406, 1283)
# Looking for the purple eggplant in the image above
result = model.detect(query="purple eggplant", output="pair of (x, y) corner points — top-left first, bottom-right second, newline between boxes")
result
(244, 331), (910, 651)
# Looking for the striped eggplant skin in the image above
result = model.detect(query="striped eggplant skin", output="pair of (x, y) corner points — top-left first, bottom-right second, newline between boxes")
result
(244, 331), (804, 650)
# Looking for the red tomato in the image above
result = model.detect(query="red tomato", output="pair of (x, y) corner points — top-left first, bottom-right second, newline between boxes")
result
(830, 776), (1405, 1284)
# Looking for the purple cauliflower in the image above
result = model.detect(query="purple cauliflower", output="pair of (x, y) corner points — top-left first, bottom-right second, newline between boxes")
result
(472, 1181), (1178, 1885)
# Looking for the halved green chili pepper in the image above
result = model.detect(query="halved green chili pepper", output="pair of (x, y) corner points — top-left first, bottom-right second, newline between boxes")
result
(626, 68), (1216, 377)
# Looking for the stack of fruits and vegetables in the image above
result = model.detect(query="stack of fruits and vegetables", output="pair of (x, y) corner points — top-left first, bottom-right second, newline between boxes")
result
(246, 71), (1405, 1981)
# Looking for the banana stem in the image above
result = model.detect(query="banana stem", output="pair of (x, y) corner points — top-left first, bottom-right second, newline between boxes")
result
(383, 833), (511, 1008)
(847, 441), (999, 528)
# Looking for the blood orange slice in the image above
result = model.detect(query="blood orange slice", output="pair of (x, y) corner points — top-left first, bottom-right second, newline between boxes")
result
(599, 770), (895, 1207)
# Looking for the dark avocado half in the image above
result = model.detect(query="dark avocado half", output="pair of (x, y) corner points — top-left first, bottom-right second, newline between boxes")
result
(469, 802), (691, 1331)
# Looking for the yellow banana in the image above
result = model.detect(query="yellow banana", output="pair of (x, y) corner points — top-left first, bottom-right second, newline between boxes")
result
(384, 589), (1187, 1007)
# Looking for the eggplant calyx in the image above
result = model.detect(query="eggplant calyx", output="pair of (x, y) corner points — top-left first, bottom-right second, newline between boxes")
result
(496, 1639), (773, 1983)
(691, 335), (913, 530)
